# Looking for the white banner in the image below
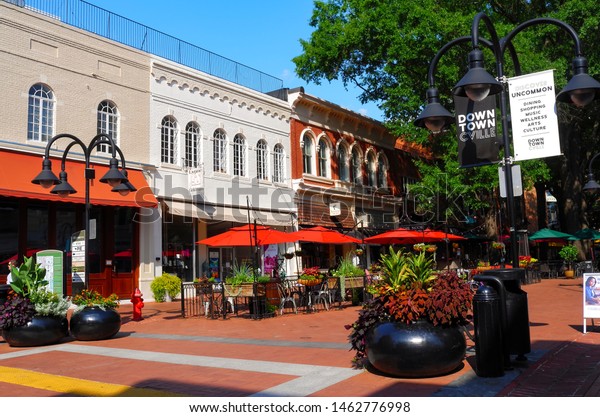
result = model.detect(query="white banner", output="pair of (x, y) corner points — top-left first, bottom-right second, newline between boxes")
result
(508, 70), (561, 161)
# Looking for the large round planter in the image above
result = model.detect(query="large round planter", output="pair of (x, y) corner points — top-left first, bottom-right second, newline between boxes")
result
(2, 315), (68, 347)
(70, 307), (121, 341)
(365, 320), (466, 378)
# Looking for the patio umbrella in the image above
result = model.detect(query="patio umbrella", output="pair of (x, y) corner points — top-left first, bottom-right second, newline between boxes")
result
(418, 229), (467, 242)
(528, 228), (573, 242)
(364, 228), (423, 245)
(568, 228), (600, 241)
(287, 226), (361, 244)
(197, 224), (296, 247)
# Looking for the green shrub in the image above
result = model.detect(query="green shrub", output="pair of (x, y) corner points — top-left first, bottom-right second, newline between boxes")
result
(151, 273), (182, 302)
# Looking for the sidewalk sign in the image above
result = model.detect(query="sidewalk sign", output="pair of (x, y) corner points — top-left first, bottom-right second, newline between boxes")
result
(583, 272), (600, 333)
(36, 249), (64, 296)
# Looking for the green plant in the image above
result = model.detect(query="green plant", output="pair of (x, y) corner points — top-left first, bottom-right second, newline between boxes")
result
(225, 262), (253, 286)
(30, 289), (71, 317)
(151, 273), (182, 302)
(346, 246), (473, 364)
(332, 253), (364, 278)
(72, 289), (119, 311)
(0, 295), (36, 330)
(9, 256), (48, 298)
(558, 244), (579, 269)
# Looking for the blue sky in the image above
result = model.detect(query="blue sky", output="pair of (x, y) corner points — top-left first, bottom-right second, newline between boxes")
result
(87, 0), (384, 121)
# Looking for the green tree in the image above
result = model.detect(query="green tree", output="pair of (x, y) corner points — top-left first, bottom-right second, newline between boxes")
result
(294, 0), (600, 235)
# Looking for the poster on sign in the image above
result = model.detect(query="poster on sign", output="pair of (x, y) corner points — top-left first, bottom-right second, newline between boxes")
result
(454, 94), (500, 168)
(508, 70), (561, 161)
(583, 273), (600, 333)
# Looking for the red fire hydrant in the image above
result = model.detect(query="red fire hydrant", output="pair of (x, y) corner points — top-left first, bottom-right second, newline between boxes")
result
(131, 288), (144, 321)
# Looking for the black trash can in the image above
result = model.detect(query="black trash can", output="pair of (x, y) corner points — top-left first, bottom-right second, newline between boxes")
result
(473, 284), (505, 377)
(474, 268), (531, 361)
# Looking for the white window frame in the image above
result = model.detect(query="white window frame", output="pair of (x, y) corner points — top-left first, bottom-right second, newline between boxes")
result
(161, 116), (178, 165)
(213, 129), (227, 174)
(97, 100), (119, 153)
(273, 144), (285, 183)
(185, 122), (200, 169)
(27, 83), (55, 142)
(233, 134), (247, 177)
(256, 140), (269, 181)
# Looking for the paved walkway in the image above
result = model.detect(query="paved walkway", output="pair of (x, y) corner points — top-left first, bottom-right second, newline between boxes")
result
(0, 278), (598, 399)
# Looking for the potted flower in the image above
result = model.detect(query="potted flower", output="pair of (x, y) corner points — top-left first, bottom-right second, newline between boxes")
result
(0, 256), (70, 347)
(70, 289), (121, 341)
(298, 266), (323, 286)
(346, 247), (472, 377)
(331, 253), (365, 303)
(558, 244), (579, 278)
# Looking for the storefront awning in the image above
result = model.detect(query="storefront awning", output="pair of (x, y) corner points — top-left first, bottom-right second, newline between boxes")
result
(0, 149), (158, 208)
(164, 200), (294, 227)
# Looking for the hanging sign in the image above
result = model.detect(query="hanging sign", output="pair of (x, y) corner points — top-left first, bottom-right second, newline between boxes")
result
(508, 70), (561, 161)
(71, 230), (86, 286)
(454, 94), (500, 168)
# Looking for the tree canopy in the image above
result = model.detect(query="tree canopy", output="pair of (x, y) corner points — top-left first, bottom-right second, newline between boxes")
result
(293, 0), (600, 236)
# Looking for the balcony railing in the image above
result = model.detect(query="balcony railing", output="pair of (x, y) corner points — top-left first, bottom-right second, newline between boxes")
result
(4, 0), (284, 94)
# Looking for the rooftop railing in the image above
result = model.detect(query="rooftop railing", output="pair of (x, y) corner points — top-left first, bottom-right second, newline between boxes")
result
(4, 0), (284, 94)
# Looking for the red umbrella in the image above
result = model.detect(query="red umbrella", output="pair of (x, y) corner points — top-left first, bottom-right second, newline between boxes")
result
(418, 229), (467, 242)
(287, 226), (361, 244)
(197, 224), (296, 247)
(364, 228), (423, 245)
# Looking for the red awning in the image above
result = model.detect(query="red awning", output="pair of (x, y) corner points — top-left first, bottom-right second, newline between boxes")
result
(0, 149), (157, 207)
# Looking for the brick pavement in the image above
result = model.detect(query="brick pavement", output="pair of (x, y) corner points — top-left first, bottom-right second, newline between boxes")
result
(0, 278), (598, 398)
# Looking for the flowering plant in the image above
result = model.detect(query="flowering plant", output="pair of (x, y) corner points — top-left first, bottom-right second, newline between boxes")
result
(72, 289), (119, 312)
(299, 266), (323, 285)
(346, 248), (472, 364)
(491, 242), (505, 250)
(518, 256), (537, 267)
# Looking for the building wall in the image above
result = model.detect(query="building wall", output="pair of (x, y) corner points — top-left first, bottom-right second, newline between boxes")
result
(0, 2), (160, 298)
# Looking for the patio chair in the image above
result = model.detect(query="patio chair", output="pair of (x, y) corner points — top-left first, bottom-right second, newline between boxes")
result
(309, 280), (329, 311)
(277, 282), (297, 315)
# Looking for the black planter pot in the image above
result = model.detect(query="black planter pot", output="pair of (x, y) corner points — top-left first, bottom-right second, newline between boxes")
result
(70, 307), (121, 341)
(366, 320), (466, 378)
(2, 315), (68, 347)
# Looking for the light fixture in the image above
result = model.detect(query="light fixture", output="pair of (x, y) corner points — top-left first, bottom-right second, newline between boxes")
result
(99, 157), (126, 187)
(414, 87), (455, 133)
(50, 171), (76, 198)
(453, 49), (503, 102)
(31, 158), (60, 189)
(111, 170), (137, 196)
(556, 56), (600, 107)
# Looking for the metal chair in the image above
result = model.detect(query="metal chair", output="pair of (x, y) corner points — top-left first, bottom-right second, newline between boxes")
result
(277, 282), (297, 315)
(309, 280), (329, 311)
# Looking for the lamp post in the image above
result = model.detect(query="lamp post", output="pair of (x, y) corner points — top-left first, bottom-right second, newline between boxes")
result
(32, 133), (136, 293)
(415, 12), (600, 267)
(583, 152), (600, 193)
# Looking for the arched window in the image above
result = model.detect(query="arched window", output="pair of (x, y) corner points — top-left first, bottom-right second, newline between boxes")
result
(161, 116), (178, 165)
(273, 144), (285, 183)
(377, 153), (389, 189)
(185, 122), (200, 168)
(213, 129), (227, 173)
(302, 133), (314, 175)
(350, 147), (362, 185)
(318, 138), (330, 178)
(233, 134), (246, 177)
(367, 152), (377, 187)
(256, 140), (268, 181)
(27, 83), (55, 142)
(97, 100), (119, 153)
(338, 143), (350, 182)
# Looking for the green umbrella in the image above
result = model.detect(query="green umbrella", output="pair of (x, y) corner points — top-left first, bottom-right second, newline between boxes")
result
(528, 228), (574, 242)
(568, 228), (600, 241)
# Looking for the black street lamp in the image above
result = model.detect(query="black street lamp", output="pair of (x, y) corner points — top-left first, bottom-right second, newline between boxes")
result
(415, 12), (600, 267)
(583, 152), (600, 193)
(32, 133), (136, 292)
